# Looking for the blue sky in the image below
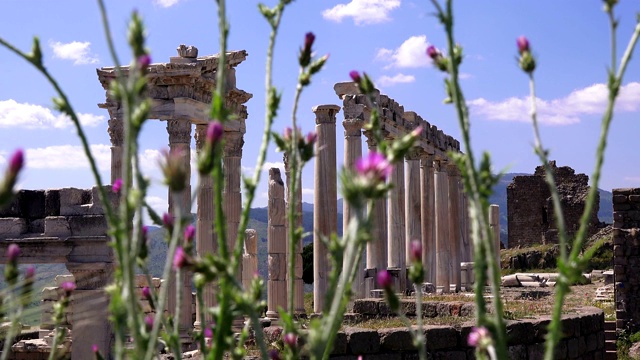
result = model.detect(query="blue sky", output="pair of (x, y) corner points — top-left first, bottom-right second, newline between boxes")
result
(1, 1), (639, 215)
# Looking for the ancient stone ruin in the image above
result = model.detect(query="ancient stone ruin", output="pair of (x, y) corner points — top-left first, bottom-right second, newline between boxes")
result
(507, 161), (600, 248)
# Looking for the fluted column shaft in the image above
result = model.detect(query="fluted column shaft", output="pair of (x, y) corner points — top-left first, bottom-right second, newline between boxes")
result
(420, 155), (436, 284)
(387, 140), (406, 291)
(460, 184), (472, 263)
(223, 131), (244, 272)
(267, 168), (287, 319)
(194, 124), (216, 328)
(404, 148), (422, 290)
(364, 131), (388, 292)
(283, 153), (305, 315)
(108, 117), (124, 184)
(342, 118), (365, 301)
(166, 119), (193, 336)
(312, 104), (339, 313)
(434, 160), (450, 293)
(447, 164), (461, 292)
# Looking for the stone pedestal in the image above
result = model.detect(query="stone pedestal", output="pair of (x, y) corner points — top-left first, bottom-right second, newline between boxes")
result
(447, 164), (461, 292)
(434, 160), (450, 293)
(420, 155), (436, 284)
(342, 118), (365, 302)
(312, 105), (340, 313)
(267, 168), (286, 319)
(66, 263), (112, 360)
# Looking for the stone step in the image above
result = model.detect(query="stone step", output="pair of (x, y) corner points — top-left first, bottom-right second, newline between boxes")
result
(604, 350), (618, 360)
(605, 340), (617, 351)
(605, 321), (617, 330)
(605, 331), (617, 341)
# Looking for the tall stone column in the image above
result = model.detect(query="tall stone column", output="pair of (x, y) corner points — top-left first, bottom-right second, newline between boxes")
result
(283, 153), (305, 315)
(343, 118), (365, 301)
(447, 164), (461, 292)
(420, 155), (436, 284)
(364, 131), (388, 294)
(166, 119), (193, 338)
(107, 117), (124, 184)
(267, 168), (287, 319)
(404, 148), (422, 290)
(434, 160), (450, 293)
(460, 184), (472, 263)
(194, 124), (216, 328)
(387, 138), (406, 291)
(490, 204), (501, 263)
(312, 104), (339, 313)
(223, 131), (244, 271)
(242, 229), (258, 289)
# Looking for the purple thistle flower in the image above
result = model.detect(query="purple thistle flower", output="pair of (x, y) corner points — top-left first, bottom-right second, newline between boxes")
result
(92, 344), (99, 353)
(349, 70), (361, 83)
(142, 225), (149, 239)
(355, 151), (393, 183)
(426, 45), (440, 60)
(207, 121), (224, 145)
(173, 246), (187, 269)
(516, 36), (530, 54)
(9, 149), (24, 175)
(142, 286), (151, 299)
(137, 54), (151, 69)
(144, 314), (154, 331)
(204, 326), (213, 338)
(468, 326), (491, 348)
(305, 131), (317, 146)
(162, 213), (174, 230)
(304, 32), (315, 51)
(283, 332), (298, 348)
(268, 349), (281, 360)
(112, 178), (123, 194)
(409, 240), (422, 263)
(25, 265), (35, 280)
(184, 224), (196, 243)
(377, 269), (393, 289)
(283, 127), (293, 141)
(6, 243), (20, 263)
(61, 281), (76, 296)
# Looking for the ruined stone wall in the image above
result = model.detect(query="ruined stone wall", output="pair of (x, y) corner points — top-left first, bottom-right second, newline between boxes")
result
(507, 162), (599, 248)
(613, 188), (640, 334)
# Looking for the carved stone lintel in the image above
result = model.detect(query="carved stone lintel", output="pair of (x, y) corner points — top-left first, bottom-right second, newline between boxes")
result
(223, 131), (244, 157)
(343, 118), (364, 137)
(194, 124), (208, 151)
(107, 118), (124, 146)
(167, 119), (192, 144)
(405, 147), (423, 161)
(313, 104), (341, 124)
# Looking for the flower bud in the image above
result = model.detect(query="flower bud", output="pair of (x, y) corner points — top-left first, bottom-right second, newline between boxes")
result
(516, 36), (530, 54)
(349, 70), (361, 83)
(377, 269), (393, 289)
(92, 344), (99, 353)
(184, 224), (196, 244)
(409, 240), (422, 263)
(304, 32), (315, 52)
(137, 54), (151, 70)
(173, 246), (188, 269)
(468, 326), (492, 349)
(426, 45), (439, 60)
(204, 326), (213, 338)
(144, 314), (154, 331)
(305, 131), (318, 146)
(283, 127), (293, 141)
(159, 149), (188, 192)
(25, 266), (35, 280)
(9, 149), (24, 175)
(142, 286), (151, 299)
(355, 151), (393, 183)
(207, 121), (224, 145)
(61, 281), (76, 296)
(6, 243), (20, 264)
(283, 332), (297, 348)
(299, 32), (315, 67)
(112, 178), (123, 194)
(162, 213), (174, 231)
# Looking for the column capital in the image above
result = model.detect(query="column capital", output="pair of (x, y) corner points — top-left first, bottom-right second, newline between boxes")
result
(167, 119), (192, 144)
(363, 129), (389, 149)
(313, 104), (341, 124)
(223, 131), (244, 157)
(342, 100), (365, 121)
(405, 147), (423, 161)
(194, 124), (208, 151)
(433, 159), (447, 172)
(343, 118), (364, 137)
(107, 118), (124, 146)
(446, 163), (461, 177)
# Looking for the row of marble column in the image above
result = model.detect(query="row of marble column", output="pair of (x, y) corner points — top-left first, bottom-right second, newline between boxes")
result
(108, 118), (245, 335)
(311, 105), (474, 310)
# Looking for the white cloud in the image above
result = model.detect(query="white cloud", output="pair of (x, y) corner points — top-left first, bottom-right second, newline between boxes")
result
(262, 161), (284, 172)
(459, 72), (473, 80)
(322, 0), (400, 26)
(301, 188), (314, 196)
(154, 0), (183, 8)
(0, 99), (105, 129)
(25, 144), (111, 170)
(377, 73), (415, 87)
(468, 82), (640, 126)
(376, 35), (430, 69)
(0, 154), (5, 166)
(49, 41), (99, 65)
(145, 195), (168, 218)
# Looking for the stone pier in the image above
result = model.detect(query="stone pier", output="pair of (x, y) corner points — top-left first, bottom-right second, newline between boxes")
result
(404, 147), (422, 288)
(267, 168), (286, 319)
(283, 154), (305, 315)
(387, 141), (406, 291)
(421, 155), (436, 284)
(312, 105), (340, 313)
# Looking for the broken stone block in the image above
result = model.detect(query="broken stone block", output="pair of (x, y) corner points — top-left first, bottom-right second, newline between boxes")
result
(44, 217), (71, 237)
(45, 189), (60, 216)
(0, 217), (27, 237)
(68, 215), (107, 236)
(18, 190), (45, 219)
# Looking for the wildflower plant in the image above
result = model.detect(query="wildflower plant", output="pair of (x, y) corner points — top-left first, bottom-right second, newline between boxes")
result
(0, 1), (637, 360)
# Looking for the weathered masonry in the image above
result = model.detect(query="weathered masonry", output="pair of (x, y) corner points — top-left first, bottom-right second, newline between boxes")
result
(507, 161), (600, 248)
